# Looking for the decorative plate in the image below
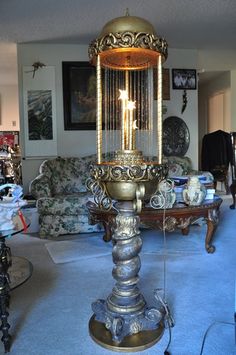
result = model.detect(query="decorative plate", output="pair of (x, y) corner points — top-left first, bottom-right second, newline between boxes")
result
(163, 116), (190, 156)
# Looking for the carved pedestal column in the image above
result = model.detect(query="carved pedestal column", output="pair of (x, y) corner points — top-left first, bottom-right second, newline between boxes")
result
(89, 201), (164, 351)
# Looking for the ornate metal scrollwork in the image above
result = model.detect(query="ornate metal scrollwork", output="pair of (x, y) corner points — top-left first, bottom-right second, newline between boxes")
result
(89, 31), (168, 62)
(86, 177), (112, 211)
(89, 162), (168, 183)
(150, 179), (176, 209)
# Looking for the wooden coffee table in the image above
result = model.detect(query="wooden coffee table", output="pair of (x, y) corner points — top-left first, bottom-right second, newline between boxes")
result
(87, 196), (222, 254)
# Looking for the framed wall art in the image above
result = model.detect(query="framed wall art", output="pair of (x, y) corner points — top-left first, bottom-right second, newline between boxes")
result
(23, 65), (57, 157)
(62, 61), (96, 130)
(172, 69), (197, 90)
(0, 131), (19, 148)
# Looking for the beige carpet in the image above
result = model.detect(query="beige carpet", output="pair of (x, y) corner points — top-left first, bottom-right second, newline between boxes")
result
(45, 235), (112, 264)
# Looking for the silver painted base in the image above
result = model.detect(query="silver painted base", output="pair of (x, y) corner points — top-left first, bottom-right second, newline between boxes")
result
(92, 298), (165, 343)
(90, 201), (165, 344)
(89, 315), (165, 352)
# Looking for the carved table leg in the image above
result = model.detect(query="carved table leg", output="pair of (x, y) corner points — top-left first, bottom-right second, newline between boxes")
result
(0, 238), (12, 352)
(205, 220), (215, 253)
(102, 222), (112, 242)
(205, 208), (219, 253)
(181, 226), (189, 235)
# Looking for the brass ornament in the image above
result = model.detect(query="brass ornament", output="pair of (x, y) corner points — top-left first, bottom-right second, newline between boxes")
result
(86, 177), (112, 211)
(88, 160), (168, 203)
(89, 14), (168, 68)
(89, 33), (168, 69)
(90, 162), (168, 183)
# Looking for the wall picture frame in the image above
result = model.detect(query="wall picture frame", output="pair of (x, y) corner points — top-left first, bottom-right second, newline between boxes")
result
(62, 61), (96, 130)
(172, 69), (197, 90)
(0, 131), (19, 148)
(23, 65), (57, 157)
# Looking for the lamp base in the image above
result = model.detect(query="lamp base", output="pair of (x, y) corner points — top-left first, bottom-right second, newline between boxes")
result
(89, 315), (164, 352)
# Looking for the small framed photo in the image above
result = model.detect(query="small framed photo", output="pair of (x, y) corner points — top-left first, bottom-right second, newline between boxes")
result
(62, 61), (96, 130)
(172, 69), (197, 90)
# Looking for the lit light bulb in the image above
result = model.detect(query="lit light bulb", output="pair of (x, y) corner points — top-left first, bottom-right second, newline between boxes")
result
(127, 100), (136, 111)
(118, 89), (129, 101)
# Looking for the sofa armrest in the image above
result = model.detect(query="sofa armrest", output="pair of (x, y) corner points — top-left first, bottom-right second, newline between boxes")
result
(29, 174), (52, 199)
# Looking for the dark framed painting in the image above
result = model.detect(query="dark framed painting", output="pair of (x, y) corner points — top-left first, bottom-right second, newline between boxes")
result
(62, 61), (96, 130)
(172, 69), (197, 90)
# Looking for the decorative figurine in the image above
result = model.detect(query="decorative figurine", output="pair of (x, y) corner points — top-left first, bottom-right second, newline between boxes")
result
(183, 176), (206, 206)
(0, 184), (26, 231)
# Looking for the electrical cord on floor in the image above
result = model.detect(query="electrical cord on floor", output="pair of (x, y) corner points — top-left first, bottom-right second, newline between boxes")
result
(162, 189), (173, 355)
(199, 320), (235, 355)
(164, 323), (172, 355)
(154, 289), (175, 355)
(154, 186), (175, 355)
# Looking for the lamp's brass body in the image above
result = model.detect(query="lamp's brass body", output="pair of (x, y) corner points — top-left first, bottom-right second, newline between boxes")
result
(88, 158), (168, 350)
(88, 12), (168, 351)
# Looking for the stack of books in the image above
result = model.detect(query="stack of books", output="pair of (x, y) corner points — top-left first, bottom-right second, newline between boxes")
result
(205, 188), (216, 200)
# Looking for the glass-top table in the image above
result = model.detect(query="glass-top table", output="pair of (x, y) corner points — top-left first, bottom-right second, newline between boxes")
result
(87, 196), (223, 254)
(0, 214), (33, 352)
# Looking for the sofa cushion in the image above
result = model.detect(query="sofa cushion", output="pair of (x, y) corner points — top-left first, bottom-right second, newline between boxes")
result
(39, 156), (97, 195)
(37, 192), (92, 216)
(39, 214), (103, 237)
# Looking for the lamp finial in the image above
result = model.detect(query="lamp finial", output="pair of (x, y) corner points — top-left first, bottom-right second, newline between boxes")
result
(125, 8), (130, 16)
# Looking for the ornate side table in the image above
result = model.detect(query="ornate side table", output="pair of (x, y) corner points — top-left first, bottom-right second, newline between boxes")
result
(87, 196), (223, 254)
(0, 216), (32, 352)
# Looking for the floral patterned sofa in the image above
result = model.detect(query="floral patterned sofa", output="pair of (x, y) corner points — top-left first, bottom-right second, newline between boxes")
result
(29, 154), (103, 238)
(29, 154), (211, 238)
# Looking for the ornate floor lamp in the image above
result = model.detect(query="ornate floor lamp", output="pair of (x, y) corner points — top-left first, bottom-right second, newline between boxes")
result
(87, 11), (169, 352)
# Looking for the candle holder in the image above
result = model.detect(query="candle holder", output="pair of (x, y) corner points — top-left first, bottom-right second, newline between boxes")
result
(87, 11), (169, 351)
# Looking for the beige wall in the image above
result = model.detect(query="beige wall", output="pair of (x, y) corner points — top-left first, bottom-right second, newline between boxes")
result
(198, 71), (231, 167)
(0, 85), (19, 131)
(198, 50), (236, 135)
(0, 43), (19, 131)
(208, 93), (224, 132)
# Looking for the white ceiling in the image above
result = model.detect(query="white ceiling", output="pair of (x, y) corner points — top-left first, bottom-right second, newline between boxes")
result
(0, 0), (236, 85)
(1, 0), (236, 48)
